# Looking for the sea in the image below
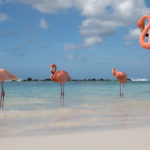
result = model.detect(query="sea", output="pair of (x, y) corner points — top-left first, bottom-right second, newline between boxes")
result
(0, 80), (150, 137)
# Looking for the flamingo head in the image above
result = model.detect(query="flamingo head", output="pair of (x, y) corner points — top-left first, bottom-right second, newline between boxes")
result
(50, 64), (57, 74)
(137, 22), (144, 32)
(137, 15), (149, 33)
(112, 68), (116, 76)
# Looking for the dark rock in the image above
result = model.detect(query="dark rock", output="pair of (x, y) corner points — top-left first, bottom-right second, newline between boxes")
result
(33, 79), (39, 81)
(127, 78), (131, 81)
(27, 77), (32, 81)
(43, 78), (51, 81)
(99, 78), (104, 81)
(88, 79), (96, 81)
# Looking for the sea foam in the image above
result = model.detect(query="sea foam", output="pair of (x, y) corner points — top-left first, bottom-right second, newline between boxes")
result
(131, 78), (149, 82)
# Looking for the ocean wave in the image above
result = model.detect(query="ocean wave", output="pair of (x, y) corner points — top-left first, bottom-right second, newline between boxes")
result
(131, 78), (149, 82)
(16, 79), (22, 82)
(5, 78), (22, 82)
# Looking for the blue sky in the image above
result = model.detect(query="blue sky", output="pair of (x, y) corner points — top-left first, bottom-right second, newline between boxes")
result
(0, 0), (150, 79)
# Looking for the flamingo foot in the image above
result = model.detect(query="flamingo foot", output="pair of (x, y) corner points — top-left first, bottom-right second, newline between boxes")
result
(61, 92), (64, 96)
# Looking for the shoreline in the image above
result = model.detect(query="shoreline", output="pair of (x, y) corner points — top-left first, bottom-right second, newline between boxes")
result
(6, 78), (150, 82)
(0, 126), (150, 150)
(7, 79), (139, 82)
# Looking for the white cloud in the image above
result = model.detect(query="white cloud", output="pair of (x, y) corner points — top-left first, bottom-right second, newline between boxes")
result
(84, 36), (102, 47)
(64, 36), (102, 50)
(6, 0), (150, 49)
(125, 41), (132, 46)
(66, 53), (74, 61)
(125, 28), (141, 40)
(33, 0), (73, 13)
(0, 13), (8, 22)
(64, 44), (78, 50)
(6, 0), (73, 13)
(73, 0), (150, 49)
(80, 19), (123, 37)
(39, 18), (49, 29)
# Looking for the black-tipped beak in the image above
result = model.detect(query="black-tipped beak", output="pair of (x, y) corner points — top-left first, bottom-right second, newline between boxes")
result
(51, 70), (54, 74)
(146, 33), (149, 37)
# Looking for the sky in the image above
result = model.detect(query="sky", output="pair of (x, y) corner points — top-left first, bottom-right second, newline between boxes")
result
(0, 0), (150, 80)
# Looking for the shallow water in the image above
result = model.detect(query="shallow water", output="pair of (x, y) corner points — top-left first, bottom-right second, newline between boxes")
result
(0, 81), (150, 136)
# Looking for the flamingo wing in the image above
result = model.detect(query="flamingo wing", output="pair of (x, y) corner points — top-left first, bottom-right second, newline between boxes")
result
(0, 69), (18, 82)
(54, 71), (71, 83)
(117, 72), (127, 84)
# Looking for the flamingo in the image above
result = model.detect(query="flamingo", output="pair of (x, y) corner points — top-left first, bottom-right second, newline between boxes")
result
(137, 15), (150, 49)
(50, 64), (71, 96)
(112, 68), (127, 97)
(0, 68), (18, 108)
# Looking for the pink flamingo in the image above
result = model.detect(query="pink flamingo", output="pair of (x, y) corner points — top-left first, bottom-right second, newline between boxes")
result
(50, 64), (71, 96)
(0, 68), (18, 108)
(112, 68), (127, 97)
(137, 15), (150, 49)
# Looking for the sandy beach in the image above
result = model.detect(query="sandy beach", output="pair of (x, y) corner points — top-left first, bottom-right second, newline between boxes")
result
(0, 127), (150, 150)
(1, 0), (150, 150)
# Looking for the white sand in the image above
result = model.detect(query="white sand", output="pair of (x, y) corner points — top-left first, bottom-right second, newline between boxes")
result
(0, 127), (150, 150)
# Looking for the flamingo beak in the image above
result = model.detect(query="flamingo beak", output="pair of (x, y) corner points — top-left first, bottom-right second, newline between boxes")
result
(51, 70), (54, 74)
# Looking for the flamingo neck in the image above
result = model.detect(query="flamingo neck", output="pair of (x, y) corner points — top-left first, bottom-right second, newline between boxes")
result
(113, 68), (117, 77)
(114, 69), (119, 78)
(51, 74), (56, 82)
(51, 66), (57, 82)
(139, 16), (150, 46)
(141, 24), (150, 39)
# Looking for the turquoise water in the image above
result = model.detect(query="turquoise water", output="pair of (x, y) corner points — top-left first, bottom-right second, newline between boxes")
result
(0, 81), (150, 136)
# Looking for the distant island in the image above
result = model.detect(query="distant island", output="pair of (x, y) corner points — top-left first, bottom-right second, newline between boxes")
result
(19, 77), (132, 82)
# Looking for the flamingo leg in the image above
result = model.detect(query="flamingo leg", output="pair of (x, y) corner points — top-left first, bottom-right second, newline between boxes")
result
(0, 83), (1, 107)
(0, 93), (1, 108)
(122, 84), (124, 96)
(63, 84), (64, 96)
(120, 84), (121, 97)
(0, 82), (5, 108)
(60, 83), (62, 96)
